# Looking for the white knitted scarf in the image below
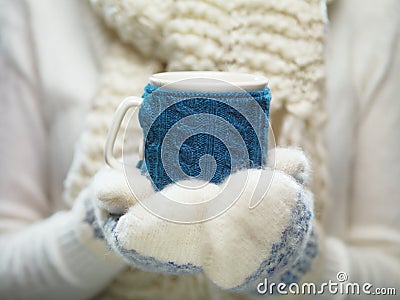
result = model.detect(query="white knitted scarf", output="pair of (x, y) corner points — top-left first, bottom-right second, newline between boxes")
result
(63, 1), (328, 298)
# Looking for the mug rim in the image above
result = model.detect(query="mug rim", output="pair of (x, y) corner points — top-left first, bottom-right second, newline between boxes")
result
(149, 71), (269, 92)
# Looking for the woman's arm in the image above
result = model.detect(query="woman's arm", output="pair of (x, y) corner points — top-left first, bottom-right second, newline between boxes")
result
(0, 1), (123, 299)
(321, 0), (400, 298)
(347, 0), (400, 288)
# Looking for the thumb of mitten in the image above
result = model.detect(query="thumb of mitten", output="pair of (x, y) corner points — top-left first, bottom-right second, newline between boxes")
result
(268, 147), (311, 185)
(92, 165), (154, 215)
(69, 187), (125, 265)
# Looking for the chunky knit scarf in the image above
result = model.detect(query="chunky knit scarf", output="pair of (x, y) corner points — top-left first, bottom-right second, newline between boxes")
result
(63, 0), (328, 299)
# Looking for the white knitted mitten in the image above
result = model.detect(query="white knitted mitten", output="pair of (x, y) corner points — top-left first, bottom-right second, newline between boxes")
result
(91, 148), (319, 294)
(69, 182), (127, 265)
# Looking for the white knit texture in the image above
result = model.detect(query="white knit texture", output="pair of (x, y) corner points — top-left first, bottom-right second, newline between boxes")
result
(63, 41), (162, 206)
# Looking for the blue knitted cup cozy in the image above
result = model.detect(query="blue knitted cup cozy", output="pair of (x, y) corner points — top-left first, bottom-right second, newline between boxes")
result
(137, 84), (272, 191)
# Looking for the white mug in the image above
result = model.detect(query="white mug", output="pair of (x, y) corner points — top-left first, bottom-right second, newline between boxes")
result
(105, 71), (270, 190)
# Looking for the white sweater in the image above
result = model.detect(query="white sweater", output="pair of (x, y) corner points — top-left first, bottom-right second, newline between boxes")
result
(0, 0), (399, 299)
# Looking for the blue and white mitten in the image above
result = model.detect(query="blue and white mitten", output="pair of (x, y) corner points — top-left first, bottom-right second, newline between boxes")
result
(92, 148), (320, 294)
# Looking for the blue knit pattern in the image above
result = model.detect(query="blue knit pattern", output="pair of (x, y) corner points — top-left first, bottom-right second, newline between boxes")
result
(229, 193), (317, 294)
(83, 196), (105, 240)
(137, 84), (272, 191)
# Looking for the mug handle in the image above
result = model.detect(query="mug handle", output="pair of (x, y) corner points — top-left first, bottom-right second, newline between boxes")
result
(105, 96), (143, 170)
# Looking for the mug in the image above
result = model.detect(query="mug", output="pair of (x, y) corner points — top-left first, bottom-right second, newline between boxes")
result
(105, 71), (271, 191)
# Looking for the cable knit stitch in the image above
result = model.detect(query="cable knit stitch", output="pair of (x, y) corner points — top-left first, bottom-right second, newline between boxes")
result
(138, 84), (271, 190)
(63, 1), (328, 299)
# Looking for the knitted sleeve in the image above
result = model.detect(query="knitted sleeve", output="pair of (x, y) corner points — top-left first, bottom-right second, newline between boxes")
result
(0, 1), (123, 299)
(345, 0), (400, 290)
(321, 0), (400, 298)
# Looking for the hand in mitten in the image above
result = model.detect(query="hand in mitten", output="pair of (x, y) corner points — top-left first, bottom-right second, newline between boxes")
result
(92, 148), (320, 294)
(69, 182), (127, 265)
